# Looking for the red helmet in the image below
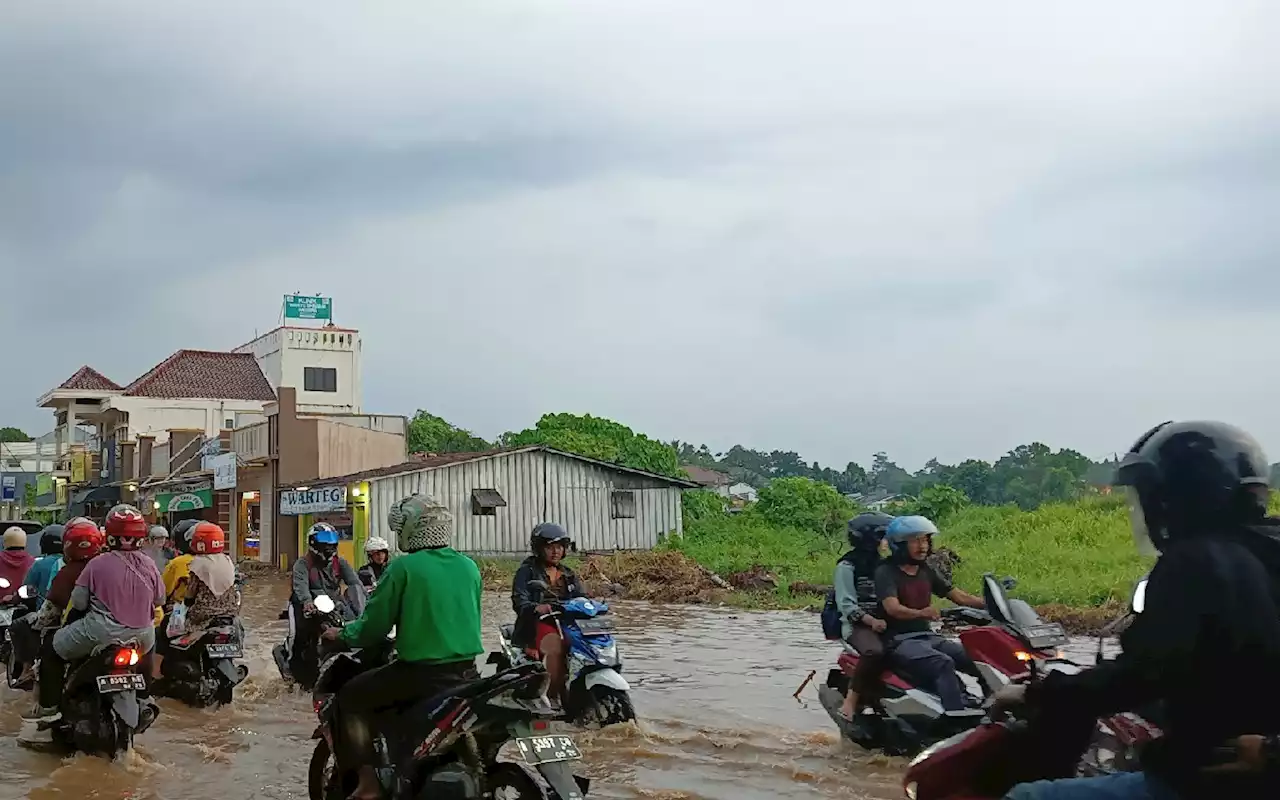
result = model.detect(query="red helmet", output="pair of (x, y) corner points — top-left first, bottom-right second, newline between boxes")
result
(104, 504), (148, 550)
(190, 522), (227, 555)
(64, 518), (105, 562)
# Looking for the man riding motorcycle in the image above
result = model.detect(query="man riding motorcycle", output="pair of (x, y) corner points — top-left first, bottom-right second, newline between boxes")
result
(28, 519), (104, 714)
(510, 522), (586, 706)
(356, 536), (390, 591)
(25, 525), (65, 605)
(161, 518), (200, 608)
(26, 505), (163, 723)
(875, 514), (987, 712)
(0, 527), (35, 601)
(319, 493), (483, 800)
(289, 522), (365, 682)
(991, 420), (1280, 799)
(835, 511), (894, 725)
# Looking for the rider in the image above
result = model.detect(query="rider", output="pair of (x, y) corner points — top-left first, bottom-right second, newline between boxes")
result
(26, 505), (164, 722)
(356, 536), (391, 590)
(320, 493), (482, 800)
(510, 522), (586, 705)
(143, 525), (175, 572)
(875, 514), (986, 712)
(161, 518), (200, 608)
(28, 518), (104, 714)
(152, 522), (239, 681)
(992, 421), (1280, 799)
(289, 522), (365, 679)
(0, 527), (35, 601)
(9, 525), (65, 684)
(835, 511), (893, 724)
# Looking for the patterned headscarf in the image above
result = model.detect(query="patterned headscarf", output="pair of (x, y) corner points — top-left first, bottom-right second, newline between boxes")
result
(388, 493), (454, 552)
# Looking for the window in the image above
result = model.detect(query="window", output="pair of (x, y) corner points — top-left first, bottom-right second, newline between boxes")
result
(224, 418), (235, 430)
(304, 367), (338, 393)
(610, 490), (636, 520)
(471, 488), (507, 516)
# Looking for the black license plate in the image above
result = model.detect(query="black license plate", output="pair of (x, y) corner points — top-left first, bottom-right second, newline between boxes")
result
(96, 673), (147, 693)
(575, 618), (614, 635)
(206, 643), (243, 658)
(514, 735), (582, 765)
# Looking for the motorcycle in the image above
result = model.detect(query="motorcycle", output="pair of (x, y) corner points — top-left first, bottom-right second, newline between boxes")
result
(817, 574), (1067, 756)
(274, 592), (350, 691)
(492, 580), (635, 727)
(308, 595), (587, 800)
(2, 581), (38, 690)
(17, 638), (161, 758)
(156, 615), (249, 708)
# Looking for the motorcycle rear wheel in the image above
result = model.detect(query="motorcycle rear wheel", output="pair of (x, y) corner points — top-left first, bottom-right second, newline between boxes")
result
(489, 762), (548, 800)
(308, 738), (347, 800)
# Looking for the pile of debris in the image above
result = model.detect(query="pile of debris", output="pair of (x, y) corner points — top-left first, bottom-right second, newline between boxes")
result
(576, 551), (729, 604)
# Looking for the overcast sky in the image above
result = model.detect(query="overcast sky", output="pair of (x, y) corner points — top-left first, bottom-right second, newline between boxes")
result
(3, 2), (1279, 470)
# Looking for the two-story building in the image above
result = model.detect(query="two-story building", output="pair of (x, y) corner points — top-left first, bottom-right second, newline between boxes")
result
(234, 324), (363, 414)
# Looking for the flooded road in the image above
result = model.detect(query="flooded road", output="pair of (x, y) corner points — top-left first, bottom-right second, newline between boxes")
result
(0, 573), (1103, 800)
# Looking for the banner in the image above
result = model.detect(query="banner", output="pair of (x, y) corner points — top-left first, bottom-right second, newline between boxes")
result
(156, 489), (213, 513)
(210, 452), (237, 490)
(280, 486), (347, 515)
(70, 452), (86, 483)
(284, 294), (332, 320)
(36, 474), (53, 496)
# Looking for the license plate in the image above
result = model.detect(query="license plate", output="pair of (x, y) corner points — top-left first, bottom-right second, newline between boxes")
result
(96, 673), (147, 693)
(575, 618), (614, 635)
(514, 735), (582, 765)
(1025, 623), (1069, 647)
(206, 643), (242, 658)
(0, 609), (13, 626)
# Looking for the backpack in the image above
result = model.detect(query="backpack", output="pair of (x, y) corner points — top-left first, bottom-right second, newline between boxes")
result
(821, 590), (843, 641)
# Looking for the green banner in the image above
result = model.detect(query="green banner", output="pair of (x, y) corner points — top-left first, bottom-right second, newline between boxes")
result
(284, 294), (332, 320)
(156, 489), (213, 513)
(36, 474), (53, 496)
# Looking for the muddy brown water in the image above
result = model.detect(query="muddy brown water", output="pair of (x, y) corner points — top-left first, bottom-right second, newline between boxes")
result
(0, 575), (1111, 800)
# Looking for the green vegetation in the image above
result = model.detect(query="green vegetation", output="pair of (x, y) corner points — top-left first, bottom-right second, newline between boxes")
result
(501, 413), (682, 477)
(406, 411), (491, 455)
(0, 427), (30, 443)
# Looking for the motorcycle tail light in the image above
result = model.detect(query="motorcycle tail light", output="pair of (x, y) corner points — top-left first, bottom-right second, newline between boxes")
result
(532, 720), (549, 731)
(113, 648), (140, 667)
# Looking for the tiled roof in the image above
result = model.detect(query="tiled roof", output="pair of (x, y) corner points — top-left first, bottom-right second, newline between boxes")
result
(681, 465), (732, 487)
(56, 366), (122, 392)
(123, 350), (276, 401)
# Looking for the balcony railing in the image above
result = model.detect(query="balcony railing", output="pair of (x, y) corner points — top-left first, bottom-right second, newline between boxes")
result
(231, 421), (270, 462)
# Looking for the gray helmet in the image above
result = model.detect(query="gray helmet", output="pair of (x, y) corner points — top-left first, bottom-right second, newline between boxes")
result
(388, 494), (453, 553)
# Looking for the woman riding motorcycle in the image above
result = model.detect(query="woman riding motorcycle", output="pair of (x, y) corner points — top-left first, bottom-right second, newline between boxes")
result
(27, 506), (162, 723)
(161, 518), (200, 608)
(356, 536), (391, 591)
(835, 511), (894, 724)
(152, 522), (239, 680)
(510, 522), (586, 706)
(24, 525), (65, 605)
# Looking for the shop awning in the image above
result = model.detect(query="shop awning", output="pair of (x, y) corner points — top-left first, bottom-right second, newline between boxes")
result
(69, 485), (121, 506)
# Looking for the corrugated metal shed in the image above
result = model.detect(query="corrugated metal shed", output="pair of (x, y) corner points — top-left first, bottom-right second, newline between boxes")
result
(345, 447), (693, 555)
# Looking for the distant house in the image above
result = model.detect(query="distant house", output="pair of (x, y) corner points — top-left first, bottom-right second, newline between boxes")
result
(682, 466), (758, 504)
(727, 482), (758, 503)
(847, 490), (906, 511)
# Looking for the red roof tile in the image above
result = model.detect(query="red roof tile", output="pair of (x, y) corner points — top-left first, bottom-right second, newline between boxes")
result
(681, 465), (732, 487)
(56, 366), (122, 392)
(123, 350), (276, 401)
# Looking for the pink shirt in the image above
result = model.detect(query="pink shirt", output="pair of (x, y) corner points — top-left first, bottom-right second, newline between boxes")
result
(76, 550), (165, 629)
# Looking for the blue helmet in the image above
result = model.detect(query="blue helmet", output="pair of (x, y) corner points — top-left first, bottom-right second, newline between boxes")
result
(308, 522), (340, 556)
(884, 515), (939, 564)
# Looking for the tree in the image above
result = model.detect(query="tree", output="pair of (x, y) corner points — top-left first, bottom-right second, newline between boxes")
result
(406, 411), (490, 455)
(502, 413), (681, 477)
(870, 452), (912, 494)
(898, 484), (970, 523)
(756, 476), (856, 537)
(23, 483), (36, 508)
(0, 427), (30, 443)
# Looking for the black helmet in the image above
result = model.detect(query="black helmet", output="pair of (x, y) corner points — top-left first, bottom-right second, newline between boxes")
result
(531, 522), (572, 555)
(1114, 420), (1270, 553)
(39, 524), (65, 556)
(172, 518), (200, 555)
(848, 511), (894, 549)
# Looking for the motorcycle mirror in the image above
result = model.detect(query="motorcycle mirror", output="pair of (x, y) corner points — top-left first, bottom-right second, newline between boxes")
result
(1131, 578), (1147, 615)
(0, 577), (10, 590)
(1001, 576), (1018, 591)
(314, 595), (337, 614)
(17, 585), (30, 600)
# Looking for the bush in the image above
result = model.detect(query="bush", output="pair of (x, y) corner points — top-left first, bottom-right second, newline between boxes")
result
(756, 476), (856, 537)
(681, 489), (727, 524)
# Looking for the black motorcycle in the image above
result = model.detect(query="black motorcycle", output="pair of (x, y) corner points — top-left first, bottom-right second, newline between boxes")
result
(274, 593), (351, 691)
(18, 638), (161, 758)
(2, 581), (39, 689)
(156, 616), (249, 708)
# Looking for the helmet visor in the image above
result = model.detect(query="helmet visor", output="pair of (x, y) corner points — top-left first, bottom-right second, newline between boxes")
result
(1124, 487), (1159, 557)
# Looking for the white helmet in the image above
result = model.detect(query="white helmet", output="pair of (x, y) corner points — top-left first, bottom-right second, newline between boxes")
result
(364, 535), (391, 554)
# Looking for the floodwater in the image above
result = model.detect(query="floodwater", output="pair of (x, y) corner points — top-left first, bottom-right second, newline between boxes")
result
(0, 574), (1112, 800)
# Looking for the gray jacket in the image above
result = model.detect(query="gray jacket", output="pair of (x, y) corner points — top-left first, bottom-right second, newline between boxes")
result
(833, 559), (880, 640)
(291, 553), (366, 615)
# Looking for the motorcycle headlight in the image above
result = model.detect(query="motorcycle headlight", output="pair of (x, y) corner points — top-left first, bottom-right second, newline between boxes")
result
(592, 641), (618, 665)
(907, 726), (975, 768)
(904, 781), (917, 800)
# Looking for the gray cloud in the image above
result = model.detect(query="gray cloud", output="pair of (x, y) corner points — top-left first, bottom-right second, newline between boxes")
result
(5, 1), (1280, 470)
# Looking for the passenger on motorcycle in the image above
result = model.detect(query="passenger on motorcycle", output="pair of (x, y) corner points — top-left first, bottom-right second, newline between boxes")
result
(152, 522), (239, 680)
(0, 527), (35, 601)
(836, 511), (894, 723)
(510, 522), (586, 706)
(8, 525), (66, 684)
(875, 515), (986, 712)
(319, 493), (483, 800)
(26, 505), (163, 723)
(991, 421), (1280, 800)
(356, 536), (391, 591)
(289, 523), (365, 678)
(143, 525), (175, 572)
(161, 518), (200, 607)
(28, 519), (104, 713)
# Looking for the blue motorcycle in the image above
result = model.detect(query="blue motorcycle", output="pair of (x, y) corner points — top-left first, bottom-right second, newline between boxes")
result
(495, 590), (636, 727)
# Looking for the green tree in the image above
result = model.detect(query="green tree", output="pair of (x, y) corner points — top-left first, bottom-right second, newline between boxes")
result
(899, 484), (970, 523)
(0, 427), (30, 443)
(23, 483), (37, 507)
(756, 476), (856, 537)
(406, 411), (490, 455)
(502, 413), (681, 477)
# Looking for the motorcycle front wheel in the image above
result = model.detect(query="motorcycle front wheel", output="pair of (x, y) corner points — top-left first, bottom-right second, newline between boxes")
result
(589, 685), (635, 727)
(308, 738), (347, 800)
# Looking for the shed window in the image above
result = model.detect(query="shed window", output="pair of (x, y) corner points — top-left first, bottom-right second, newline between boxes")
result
(610, 490), (636, 519)
(471, 488), (507, 516)
(304, 367), (338, 392)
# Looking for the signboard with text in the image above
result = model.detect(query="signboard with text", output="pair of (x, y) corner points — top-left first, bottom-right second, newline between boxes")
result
(1, 476), (14, 502)
(280, 486), (347, 516)
(210, 452), (237, 491)
(284, 295), (333, 321)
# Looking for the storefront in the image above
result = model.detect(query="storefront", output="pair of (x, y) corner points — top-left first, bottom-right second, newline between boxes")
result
(281, 481), (370, 567)
(152, 487), (216, 529)
(238, 490), (262, 560)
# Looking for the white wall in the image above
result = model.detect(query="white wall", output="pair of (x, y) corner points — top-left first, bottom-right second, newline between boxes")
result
(109, 397), (271, 442)
(237, 326), (362, 414)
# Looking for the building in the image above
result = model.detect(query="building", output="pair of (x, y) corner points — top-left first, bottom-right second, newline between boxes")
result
(234, 325), (363, 414)
(682, 465), (758, 504)
(297, 447), (699, 561)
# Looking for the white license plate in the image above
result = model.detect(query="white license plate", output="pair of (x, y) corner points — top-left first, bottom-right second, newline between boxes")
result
(575, 618), (614, 635)
(206, 643), (242, 658)
(514, 735), (582, 765)
(96, 673), (147, 693)
(0, 609), (14, 626)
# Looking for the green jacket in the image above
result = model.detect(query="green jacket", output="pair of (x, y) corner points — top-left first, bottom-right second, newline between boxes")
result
(340, 547), (483, 665)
